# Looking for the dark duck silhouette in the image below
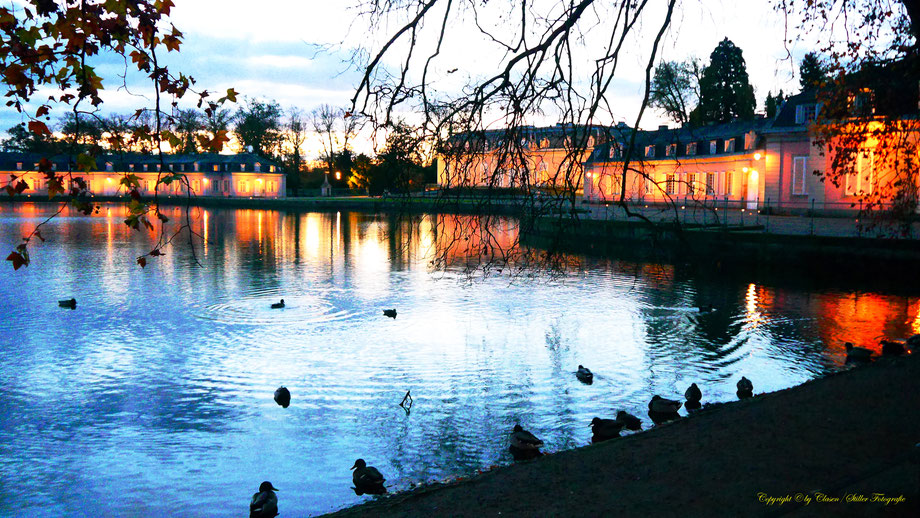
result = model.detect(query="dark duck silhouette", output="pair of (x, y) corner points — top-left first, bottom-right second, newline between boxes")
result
(736, 376), (754, 399)
(615, 410), (642, 431)
(575, 365), (593, 384)
(351, 458), (386, 495)
(648, 395), (681, 424)
(845, 342), (874, 363)
(383, 309), (397, 319)
(880, 340), (906, 356)
(273, 386), (291, 408)
(270, 299), (285, 309)
(509, 424), (544, 460)
(698, 304), (714, 313)
(58, 298), (76, 309)
(249, 481), (279, 518)
(590, 417), (624, 443)
(684, 383), (702, 410)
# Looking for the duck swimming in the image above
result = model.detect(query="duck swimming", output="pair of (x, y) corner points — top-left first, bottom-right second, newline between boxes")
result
(383, 309), (397, 319)
(273, 386), (291, 408)
(590, 417), (624, 443)
(58, 298), (76, 309)
(249, 481), (279, 518)
(351, 458), (386, 495)
(271, 299), (285, 309)
(845, 342), (874, 362)
(736, 376), (754, 399)
(509, 424), (544, 460)
(615, 410), (642, 431)
(575, 365), (593, 384)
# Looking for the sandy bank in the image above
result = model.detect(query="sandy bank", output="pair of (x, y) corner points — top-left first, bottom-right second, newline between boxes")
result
(324, 354), (919, 517)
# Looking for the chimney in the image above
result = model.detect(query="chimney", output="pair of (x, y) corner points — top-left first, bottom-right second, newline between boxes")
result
(658, 124), (669, 131)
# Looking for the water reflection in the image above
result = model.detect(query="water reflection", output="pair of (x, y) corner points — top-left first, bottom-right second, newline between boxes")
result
(0, 202), (918, 517)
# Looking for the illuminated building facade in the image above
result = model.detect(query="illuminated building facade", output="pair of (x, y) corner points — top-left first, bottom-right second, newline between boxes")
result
(0, 152), (286, 199)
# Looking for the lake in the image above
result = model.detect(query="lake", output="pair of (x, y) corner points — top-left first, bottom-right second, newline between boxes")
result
(0, 202), (917, 517)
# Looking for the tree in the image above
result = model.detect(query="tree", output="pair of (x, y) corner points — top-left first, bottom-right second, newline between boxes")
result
(347, 153), (375, 194)
(173, 109), (203, 154)
(690, 38), (756, 125)
(283, 108), (309, 190)
(368, 122), (428, 195)
(1, 123), (63, 155)
(650, 59), (701, 125)
(799, 52), (828, 90)
(312, 105), (358, 185)
(763, 90), (786, 118)
(0, 0), (235, 271)
(233, 99), (283, 158)
(779, 1), (920, 232)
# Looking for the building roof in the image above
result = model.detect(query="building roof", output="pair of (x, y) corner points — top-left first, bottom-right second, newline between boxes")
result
(0, 152), (283, 174)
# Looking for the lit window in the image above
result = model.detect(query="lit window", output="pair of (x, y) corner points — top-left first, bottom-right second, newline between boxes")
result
(645, 145), (655, 158)
(129, 164), (134, 171)
(16, 162), (22, 170)
(106, 162), (113, 172)
(687, 173), (696, 195)
(213, 165), (219, 172)
(706, 172), (715, 195)
(270, 165), (275, 173)
(665, 174), (676, 195)
(845, 151), (874, 196)
(794, 104), (818, 124)
(792, 156), (808, 195)
(686, 143), (696, 156)
(254, 163), (261, 172)
(725, 171), (734, 195)
(240, 164), (246, 172)
(709, 141), (717, 154)
(666, 144), (676, 157)
(723, 139), (735, 153)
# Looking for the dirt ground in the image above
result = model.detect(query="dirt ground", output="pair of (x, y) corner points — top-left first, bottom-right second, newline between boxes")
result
(323, 353), (919, 517)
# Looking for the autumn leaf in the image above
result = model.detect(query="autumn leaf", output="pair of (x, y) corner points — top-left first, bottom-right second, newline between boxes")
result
(76, 153), (96, 173)
(28, 120), (51, 136)
(156, 212), (169, 223)
(149, 249), (163, 256)
(224, 88), (238, 103)
(137, 256), (147, 268)
(6, 251), (28, 270)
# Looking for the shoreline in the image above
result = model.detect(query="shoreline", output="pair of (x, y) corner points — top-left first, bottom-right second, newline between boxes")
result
(323, 353), (919, 517)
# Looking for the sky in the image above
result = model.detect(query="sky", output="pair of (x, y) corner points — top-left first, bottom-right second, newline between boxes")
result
(2, 0), (821, 157)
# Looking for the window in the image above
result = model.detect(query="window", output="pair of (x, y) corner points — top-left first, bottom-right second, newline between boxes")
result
(270, 165), (276, 173)
(724, 171), (734, 195)
(849, 89), (875, 116)
(156, 164), (161, 171)
(846, 151), (875, 196)
(645, 145), (655, 158)
(710, 141), (718, 154)
(687, 173), (696, 195)
(16, 162), (22, 170)
(587, 136), (595, 148)
(538, 162), (549, 184)
(213, 165), (219, 172)
(686, 143), (697, 156)
(192, 179), (200, 193)
(105, 162), (113, 172)
(540, 137), (550, 149)
(723, 139), (735, 153)
(794, 104), (818, 124)
(240, 164), (246, 172)
(666, 144), (676, 157)
(179, 164), (185, 172)
(665, 174), (676, 195)
(792, 156), (808, 195)
(608, 144), (621, 160)
(706, 172), (716, 195)
(223, 180), (230, 192)
(143, 164), (149, 172)
(144, 180), (152, 192)
(129, 164), (135, 171)
(33, 163), (39, 169)
(193, 162), (200, 172)
(254, 163), (262, 172)
(238, 180), (245, 192)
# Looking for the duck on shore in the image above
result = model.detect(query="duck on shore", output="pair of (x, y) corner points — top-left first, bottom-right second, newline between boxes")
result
(383, 309), (397, 319)
(845, 342), (874, 363)
(880, 340), (906, 356)
(250, 481), (279, 518)
(510, 424), (544, 460)
(590, 417), (624, 443)
(615, 410), (642, 431)
(648, 395), (682, 424)
(271, 299), (285, 309)
(736, 376), (754, 399)
(274, 386), (291, 408)
(58, 298), (76, 309)
(351, 458), (386, 495)
(684, 383), (702, 410)
(575, 365), (593, 384)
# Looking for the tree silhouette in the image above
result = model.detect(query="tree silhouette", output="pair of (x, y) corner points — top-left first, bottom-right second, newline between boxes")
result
(690, 38), (756, 125)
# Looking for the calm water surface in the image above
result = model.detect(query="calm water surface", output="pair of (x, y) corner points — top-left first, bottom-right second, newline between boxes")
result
(1, 203), (918, 517)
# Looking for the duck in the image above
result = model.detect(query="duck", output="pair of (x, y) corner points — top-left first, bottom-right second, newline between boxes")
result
(590, 417), (624, 443)
(58, 298), (76, 309)
(845, 342), (874, 362)
(698, 304), (715, 313)
(270, 299), (285, 309)
(880, 340), (906, 356)
(509, 424), (544, 460)
(736, 376), (754, 399)
(684, 383), (702, 409)
(249, 481), (279, 518)
(383, 309), (397, 319)
(648, 395), (682, 414)
(575, 365), (593, 384)
(615, 410), (642, 431)
(351, 458), (386, 495)
(273, 386), (291, 408)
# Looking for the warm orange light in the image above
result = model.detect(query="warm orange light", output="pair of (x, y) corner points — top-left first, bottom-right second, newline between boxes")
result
(742, 167), (749, 173)
(754, 152), (762, 160)
(202, 178), (209, 184)
(106, 178), (113, 183)
(335, 171), (341, 180)
(256, 178), (263, 183)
